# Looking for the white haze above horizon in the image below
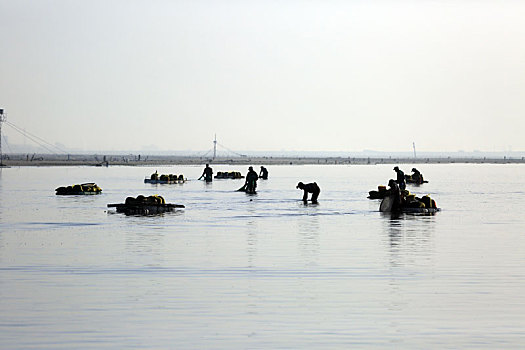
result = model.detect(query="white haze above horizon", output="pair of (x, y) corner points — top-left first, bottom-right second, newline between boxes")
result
(1, 0), (525, 154)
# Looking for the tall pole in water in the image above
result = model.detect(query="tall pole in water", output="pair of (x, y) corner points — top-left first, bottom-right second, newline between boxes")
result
(213, 134), (217, 160)
(0, 109), (6, 166)
(413, 142), (417, 158)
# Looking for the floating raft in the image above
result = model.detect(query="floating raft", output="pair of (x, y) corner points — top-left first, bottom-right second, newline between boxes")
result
(406, 178), (429, 184)
(107, 195), (184, 215)
(405, 174), (428, 184)
(400, 207), (440, 214)
(56, 183), (102, 195)
(108, 203), (185, 215)
(144, 178), (186, 184)
(379, 195), (440, 214)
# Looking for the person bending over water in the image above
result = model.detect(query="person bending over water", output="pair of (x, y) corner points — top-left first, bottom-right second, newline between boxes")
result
(411, 168), (424, 184)
(259, 166), (268, 180)
(296, 182), (320, 204)
(198, 164), (213, 182)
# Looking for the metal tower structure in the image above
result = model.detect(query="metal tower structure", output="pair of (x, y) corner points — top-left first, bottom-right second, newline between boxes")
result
(213, 134), (217, 159)
(413, 142), (417, 158)
(0, 109), (6, 166)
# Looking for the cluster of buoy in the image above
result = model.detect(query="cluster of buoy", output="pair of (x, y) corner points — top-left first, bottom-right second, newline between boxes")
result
(369, 166), (440, 214)
(145, 172), (186, 183)
(108, 195), (185, 215)
(402, 192), (437, 209)
(159, 174), (185, 182)
(214, 171), (244, 179)
(55, 183), (102, 195)
(126, 194), (165, 205)
(368, 185), (387, 199)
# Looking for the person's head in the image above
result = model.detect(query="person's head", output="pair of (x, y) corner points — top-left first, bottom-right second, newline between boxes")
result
(296, 182), (305, 189)
(388, 179), (396, 187)
(249, 166), (253, 171)
(206, 164), (209, 167)
(393, 166), (399, 171)
(412, 168), (417, 172)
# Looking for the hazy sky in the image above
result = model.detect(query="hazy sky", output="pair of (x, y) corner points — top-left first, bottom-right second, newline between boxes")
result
(1, 0), (525, 153)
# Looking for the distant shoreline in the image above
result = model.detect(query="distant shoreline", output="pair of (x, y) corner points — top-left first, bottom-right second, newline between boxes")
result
(1, 155), (524, 167)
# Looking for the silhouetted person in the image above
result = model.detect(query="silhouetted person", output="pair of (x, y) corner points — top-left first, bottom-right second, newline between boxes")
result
(393, 166), (406, 190)
(245, 166), (258, 193)
(198, 164), (213, 182)
(411, 168), (424, 184)
(387, 179), (402, 211)
(297, 182), (320, 204)
(259, 166), (268, 180)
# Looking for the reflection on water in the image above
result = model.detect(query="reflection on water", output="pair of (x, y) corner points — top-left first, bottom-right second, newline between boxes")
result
(297, 213), (320, 266)
(1, 165), (525, 348)
(381, 213), (436, 269)
(245, 203), (259, 267)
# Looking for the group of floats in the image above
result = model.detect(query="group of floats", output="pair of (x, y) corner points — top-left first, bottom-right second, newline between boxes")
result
(55, 182), (184, 215)
(144, 171), (186, 184)
(108, 195), (184, 215)
(55, 183), (102, 195)
(368, 167), (428, 200)
(214, 171), (244, 179)
(55, 171), (187, 216)
(379, 192), (440, 214)
(368, 167), (440, 214)
(405, 168), (428, 184)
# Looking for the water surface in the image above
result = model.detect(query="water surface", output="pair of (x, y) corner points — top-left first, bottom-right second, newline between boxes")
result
(1, 164), (524, 348)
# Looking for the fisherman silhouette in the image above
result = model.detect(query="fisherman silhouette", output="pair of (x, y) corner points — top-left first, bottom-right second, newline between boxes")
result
(393, 166), (406, 190)
(296, 182), (320, 204)
(198, 164), (213, 182)
(245, 166), (259, 193)
(259, 166), (268, 180)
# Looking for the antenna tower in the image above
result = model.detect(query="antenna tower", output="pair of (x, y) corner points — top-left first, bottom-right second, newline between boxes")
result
(413, 142), (417, 158)
(213, 134), (217, 159)
(0, 109), (6, 166)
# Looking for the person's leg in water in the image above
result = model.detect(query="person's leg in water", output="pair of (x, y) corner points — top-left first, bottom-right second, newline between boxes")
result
(311, 188), (320, 203)
(247, 180), (256, 193)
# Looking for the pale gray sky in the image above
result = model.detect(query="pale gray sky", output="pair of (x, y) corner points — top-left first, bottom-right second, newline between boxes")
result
(1, 0), (524, 153)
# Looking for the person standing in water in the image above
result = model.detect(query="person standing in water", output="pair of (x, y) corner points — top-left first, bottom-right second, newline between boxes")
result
(259, 166), (268, 180)
(198, 164), (213, 182)
(393, 166), (406, 190)
(245, 166), (259, 193)
(296, 182), (320, 204)
(387, 179), (402, 211)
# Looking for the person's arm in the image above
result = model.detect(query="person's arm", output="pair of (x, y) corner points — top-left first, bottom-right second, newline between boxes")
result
(303, 190), (308, 201)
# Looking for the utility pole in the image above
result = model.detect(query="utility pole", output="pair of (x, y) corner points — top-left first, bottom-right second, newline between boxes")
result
(213, 134), (217, 160)
(413, 142), (417, 158)
(0, 109), (6, 166)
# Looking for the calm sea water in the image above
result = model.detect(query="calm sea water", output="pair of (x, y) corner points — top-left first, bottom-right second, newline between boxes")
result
(0, 164), (524, 349)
